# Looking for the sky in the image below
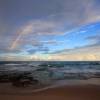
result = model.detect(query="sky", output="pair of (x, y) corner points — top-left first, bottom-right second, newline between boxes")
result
(0, 0), (100, 61)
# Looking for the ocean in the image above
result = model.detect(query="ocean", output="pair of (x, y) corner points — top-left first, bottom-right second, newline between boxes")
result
(0, 61), (100, 85)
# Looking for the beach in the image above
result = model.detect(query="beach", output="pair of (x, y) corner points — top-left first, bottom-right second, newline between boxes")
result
(0, 85), (100, 100)
(0, 79), (100, 100)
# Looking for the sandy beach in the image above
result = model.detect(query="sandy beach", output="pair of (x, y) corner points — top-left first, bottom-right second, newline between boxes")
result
(0, 85), (100, 100)
(0, 79), (100, 100)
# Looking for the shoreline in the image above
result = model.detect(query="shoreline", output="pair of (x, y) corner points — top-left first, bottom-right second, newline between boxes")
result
(0, 78), (100, 94)
(0, 78), (100, 100)
(0, 84), (100, 100)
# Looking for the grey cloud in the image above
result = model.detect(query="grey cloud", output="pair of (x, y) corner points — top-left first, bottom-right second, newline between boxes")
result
(0, 0), (100, 57)
(27, 45), (49, 54)
(86, 35), (100, 44)
(0, 0), (100, 38)
(51, 43), (100, 55)
(16, 0), (100, 34)
(1, 0), (100, 35)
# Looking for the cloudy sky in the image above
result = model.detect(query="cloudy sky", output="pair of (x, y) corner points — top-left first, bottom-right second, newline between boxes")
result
(0, 0), (100, 61)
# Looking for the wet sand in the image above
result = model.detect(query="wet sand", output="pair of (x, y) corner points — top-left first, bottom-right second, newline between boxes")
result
(0, 84), (100, 100)
(0, 78), (100, 100)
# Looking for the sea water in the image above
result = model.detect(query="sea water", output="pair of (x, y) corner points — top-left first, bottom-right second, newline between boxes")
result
(0, 61), (100, 84)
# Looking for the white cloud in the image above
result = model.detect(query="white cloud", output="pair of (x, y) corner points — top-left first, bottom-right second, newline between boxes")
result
(48, 44), (100, 61)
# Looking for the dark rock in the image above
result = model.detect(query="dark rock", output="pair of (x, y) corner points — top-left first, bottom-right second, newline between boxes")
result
(10, 73), (39, 87)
